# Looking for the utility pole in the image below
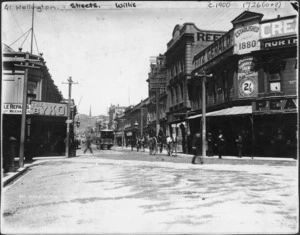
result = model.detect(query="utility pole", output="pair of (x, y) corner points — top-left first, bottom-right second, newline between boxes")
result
(15, 53), (40, 167)
(195, 72), (213, 159)
(30, 3), (34, 54)
(63, 77), (78, 157)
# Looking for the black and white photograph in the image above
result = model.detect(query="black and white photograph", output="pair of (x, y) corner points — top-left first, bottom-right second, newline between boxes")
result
(1, 1), (299, 234)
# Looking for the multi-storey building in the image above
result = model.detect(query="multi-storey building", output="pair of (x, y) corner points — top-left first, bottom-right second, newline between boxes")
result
(2, 46), (69, 169)
(146, 54), (167, 137)
(188, 11), (298, 158)
(108, 104), (126, 129)
(165, 23), (226, 153)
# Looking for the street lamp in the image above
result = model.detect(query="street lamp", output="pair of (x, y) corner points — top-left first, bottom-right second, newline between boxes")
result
(195, 72), (213, 159)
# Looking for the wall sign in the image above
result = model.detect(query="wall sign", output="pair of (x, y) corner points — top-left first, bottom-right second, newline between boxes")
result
(234, 22), (260, 55)
(30, 101), (68, 116)
(252, 98), (297, 113)
(262, 36), (297, 49)
(3, 103), (30, 114)
(238, 56), (258, 98)
(260, 17), (297, 39)
(193, 30), (233, 69)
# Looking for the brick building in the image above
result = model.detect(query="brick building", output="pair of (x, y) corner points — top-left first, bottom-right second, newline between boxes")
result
(188, 11), (298, 158)
(165, 23), (226, 153)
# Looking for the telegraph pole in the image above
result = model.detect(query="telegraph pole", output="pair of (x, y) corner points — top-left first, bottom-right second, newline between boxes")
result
(63, 77), (78, 157)
(30, 3), (34, 54)
(195, 72), (213, 159)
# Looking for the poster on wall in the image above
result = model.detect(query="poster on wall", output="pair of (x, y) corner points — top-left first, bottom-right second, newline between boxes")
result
(234, 22), (260, 55)
(238, 56), (258, 98)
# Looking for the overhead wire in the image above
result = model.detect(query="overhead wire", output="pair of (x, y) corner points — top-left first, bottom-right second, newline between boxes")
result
(20, 29), (31, 48)
(9, 28), (31, 47)
(10, 10), (31, 49)
(33, 31), (40, 55)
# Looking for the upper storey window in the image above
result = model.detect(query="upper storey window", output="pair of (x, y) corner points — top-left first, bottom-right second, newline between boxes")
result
(266, 57), (286, 93)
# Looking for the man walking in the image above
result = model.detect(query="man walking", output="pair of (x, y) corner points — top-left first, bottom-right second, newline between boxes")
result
(84, 136), (93, 154)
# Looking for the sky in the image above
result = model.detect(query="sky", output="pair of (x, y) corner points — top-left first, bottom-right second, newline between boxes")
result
(2, 1), (297, 116)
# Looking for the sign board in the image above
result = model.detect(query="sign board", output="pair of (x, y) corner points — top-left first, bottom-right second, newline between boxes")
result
(3, 103), (30, 114)
(193, 30), (234, 70)
(252, 98), (297, 113)
(260, 17), (297, 39)
(234, 22), (260, 55)
(30, 101), (68, 117)
(149, 78), (166, 90)
(238, 56), (258, 98)
(262, 36), (297, 49)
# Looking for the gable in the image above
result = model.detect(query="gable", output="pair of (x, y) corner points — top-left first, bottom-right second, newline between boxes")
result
(231, 11), (264, 25)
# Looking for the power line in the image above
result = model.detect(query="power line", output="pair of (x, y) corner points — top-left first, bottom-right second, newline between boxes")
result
(9, 28), (31, 47)
(10, 10), (31, 49)
(20, 30), (31, 48)
(33, 31), (40, 55)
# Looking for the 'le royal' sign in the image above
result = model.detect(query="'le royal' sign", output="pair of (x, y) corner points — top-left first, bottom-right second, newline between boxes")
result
(30, 101), (68, 117)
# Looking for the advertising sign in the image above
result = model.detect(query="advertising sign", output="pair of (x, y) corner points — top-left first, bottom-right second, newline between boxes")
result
(193, 30), (234, 69)
(234, 22), (260, 55)
(238, 56), (258, 98)
(3, 103), (30, 114)
(260, 17), (297, 39)
(252, 98), (297, 113)
(262, 36), (297, 49)
(149, 78), (166, 90)
(30, 101), (68, 116)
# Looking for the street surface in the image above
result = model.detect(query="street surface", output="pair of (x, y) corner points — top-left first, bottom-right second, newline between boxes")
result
(2, 147), (298, 234)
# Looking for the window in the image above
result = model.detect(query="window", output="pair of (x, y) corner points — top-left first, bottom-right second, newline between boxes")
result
(265, 57), (285, 93)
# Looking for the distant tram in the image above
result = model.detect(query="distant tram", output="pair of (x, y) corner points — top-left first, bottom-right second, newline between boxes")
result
(96, 129), (114, 150)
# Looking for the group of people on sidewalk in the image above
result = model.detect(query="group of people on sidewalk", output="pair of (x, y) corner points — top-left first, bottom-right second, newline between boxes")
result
(192, 130), (243, 164)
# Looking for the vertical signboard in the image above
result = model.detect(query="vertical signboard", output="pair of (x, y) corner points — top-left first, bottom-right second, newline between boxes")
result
(234, 22), (260, 55)
(238, 56), (258, 98)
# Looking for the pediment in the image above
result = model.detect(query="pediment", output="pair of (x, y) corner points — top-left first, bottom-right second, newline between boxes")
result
(231, 11), (263, 25)
(172, 24), (182, 39)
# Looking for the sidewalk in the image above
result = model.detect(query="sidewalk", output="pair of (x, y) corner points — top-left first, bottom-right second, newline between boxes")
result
(113, 146), (297, 162)
(3, 156), (66, 187)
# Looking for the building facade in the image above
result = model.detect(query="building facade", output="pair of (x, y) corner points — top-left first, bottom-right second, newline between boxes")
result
(108, 104), (127, 129)
(2, 46), (68, 170)
(188, 11), (298, 158)
(165, 23), (226, 153)
(146, 54), (167, 137)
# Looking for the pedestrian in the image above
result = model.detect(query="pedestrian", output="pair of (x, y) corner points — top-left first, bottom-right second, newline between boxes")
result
(166, 135), (173, 156)
(207, 132), (213, 157)
(217, 130), (225, 159)
(235, 134), (243, 158)
(191, 132), (204, 164)
(84, 136), (93, 154)
(157, 129), (164, 153)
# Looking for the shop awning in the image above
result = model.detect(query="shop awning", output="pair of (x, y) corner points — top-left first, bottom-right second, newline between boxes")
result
(188, 106), (252, 119)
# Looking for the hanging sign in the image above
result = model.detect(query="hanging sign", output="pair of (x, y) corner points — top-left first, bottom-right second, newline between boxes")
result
(238, 56), (258, 98)
(234, 22), (260, 55)
(2, 103), (31, 115)
(30, 101), (68, 116)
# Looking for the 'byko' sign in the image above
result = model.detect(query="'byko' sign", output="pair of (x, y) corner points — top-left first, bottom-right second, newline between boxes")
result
(31, 101), (68, 117)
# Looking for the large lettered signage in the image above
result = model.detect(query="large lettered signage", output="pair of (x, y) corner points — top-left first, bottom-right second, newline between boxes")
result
(238, 56), (258, 98)
(30, 101), (68, 116)
(260, 17), (297, 39)
(252, 98), (297, 113)
(234, 22), (260, 55)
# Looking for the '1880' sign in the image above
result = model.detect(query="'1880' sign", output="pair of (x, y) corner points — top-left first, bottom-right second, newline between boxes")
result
(31, 101), (68, 117)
